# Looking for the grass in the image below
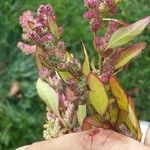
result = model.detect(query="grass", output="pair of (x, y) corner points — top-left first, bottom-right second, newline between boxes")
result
(0, 0), (149, 149)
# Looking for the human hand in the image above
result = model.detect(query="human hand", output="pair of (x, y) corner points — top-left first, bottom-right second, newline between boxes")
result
(17, 128), (150, 150)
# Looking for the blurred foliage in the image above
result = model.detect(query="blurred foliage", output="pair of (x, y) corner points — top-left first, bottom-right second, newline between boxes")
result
(0, 0), (149, 149)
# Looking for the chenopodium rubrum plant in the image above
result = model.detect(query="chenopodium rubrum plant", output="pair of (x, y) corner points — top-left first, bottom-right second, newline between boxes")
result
(17, 0), (150, 141)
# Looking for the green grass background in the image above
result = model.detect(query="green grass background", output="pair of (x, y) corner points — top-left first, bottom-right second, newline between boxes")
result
(0, 0), (149, 149)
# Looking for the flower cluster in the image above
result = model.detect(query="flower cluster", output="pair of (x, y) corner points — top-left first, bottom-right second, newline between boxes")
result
(17, 42), (36, 55)
(18, 4), (81, 76)
(64, 103), (75, 127)
(43, 109), (62, 139)
(84, 0), (101, 32)
(84, 0), (119, 82)
(94, 21), (118, 51)
(84, 0), (118, 32)
(18, 4), (85, 139)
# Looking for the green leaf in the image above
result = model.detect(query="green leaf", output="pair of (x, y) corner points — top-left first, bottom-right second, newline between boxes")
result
(66, 51), (72, 60)
(77, 104), (87, 126)
(116, 110), (136, 139)
(128, 97), (142, 140)
(58, 70), (73, 82)
(36, 78), (59, 115)
(107, 16), (150, 49)
(116, 104), (141, 141)
(109, 103), (119, 126)
(58, 51), (74, 82)
(114, 42), (147, 70)
(88, 73), (108, 116)
(82, 42), (90, 77)
(91, 57), (97, 72)
(109, 76), (128, 111)
(48, 16), (60, 39)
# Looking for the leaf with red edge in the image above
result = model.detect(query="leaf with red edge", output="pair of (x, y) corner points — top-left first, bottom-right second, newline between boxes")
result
(109, 76), (128, 111)
(88, 73), (109, 116)
(107, 16), (150, 49)
(82, 113), (115, 131)
(82, 113), (100, 131)
(113, 42), (147, 70)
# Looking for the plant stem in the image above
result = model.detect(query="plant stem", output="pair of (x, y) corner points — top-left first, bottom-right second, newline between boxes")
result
(102, 18), (128, 26)
(98, 53), (102, 75)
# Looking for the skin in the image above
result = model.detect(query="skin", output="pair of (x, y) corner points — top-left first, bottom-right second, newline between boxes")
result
(145, 128), (150, 147)
(17, 128), (150, 150)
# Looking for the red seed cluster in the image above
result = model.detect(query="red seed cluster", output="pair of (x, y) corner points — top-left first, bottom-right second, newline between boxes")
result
(84, 0), (118, 32)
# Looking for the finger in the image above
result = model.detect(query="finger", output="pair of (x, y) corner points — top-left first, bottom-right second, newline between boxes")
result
(26, 128), (114, 150)
(16, 145), (30, 150)
(145, 128), (150, 147)
(26, 128), (104, 150)
(26, 128), (150, 150)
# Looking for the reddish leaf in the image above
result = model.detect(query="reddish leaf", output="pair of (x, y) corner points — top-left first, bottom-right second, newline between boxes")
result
(82, 113), (115, 131)
(82, 113), (100, 131)
(107, 16), (150, 48)
(109, 76), (128, 111)
(113, 42), (147, 70)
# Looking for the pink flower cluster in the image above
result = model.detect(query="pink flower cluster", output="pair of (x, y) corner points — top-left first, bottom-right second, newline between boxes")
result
(19, 10), (35, 32)
(84, 0), (119, 82)
(64, 103), (75, 126)
(39, 68), (51, 79)
(37, 5), (55, 27)
(17, 5), (85, 138)
(105, 0), (118, 15)
(100, 58), (113, 83)
(95, 21), (118, 82)
(17, 5), (81, 77)
(84, 0), (118, 32)
(17, 42), (36, 55)
(84, 0), (99, 8)
(84, 0), (101, 32)
(17, 5), (59, 54)
(94, 21), (118, 53)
